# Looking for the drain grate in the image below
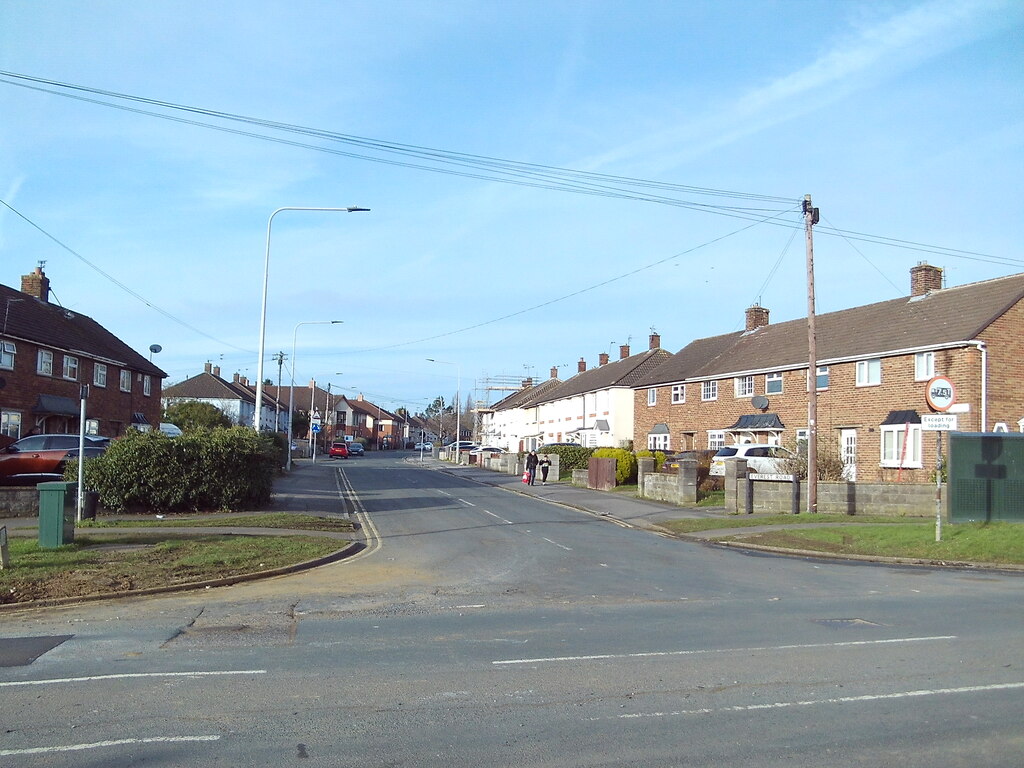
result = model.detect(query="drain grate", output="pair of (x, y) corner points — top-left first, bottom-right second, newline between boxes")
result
(812, 618), (881, 629)
(0, 635), (73, 667)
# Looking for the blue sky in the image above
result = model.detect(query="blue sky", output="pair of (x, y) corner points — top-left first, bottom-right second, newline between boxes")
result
(1, 0), (1022, 416)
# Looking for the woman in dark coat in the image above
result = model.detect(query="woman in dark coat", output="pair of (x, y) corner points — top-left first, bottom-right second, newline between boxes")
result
(525, 450), (539, 485)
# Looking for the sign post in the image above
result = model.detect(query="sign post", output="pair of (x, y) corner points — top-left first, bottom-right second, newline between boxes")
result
(923, 375), (957, 543)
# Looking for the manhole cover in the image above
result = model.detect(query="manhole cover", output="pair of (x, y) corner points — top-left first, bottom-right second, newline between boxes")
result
(0, 635), (73, 667)
(812, 618), (881, 628)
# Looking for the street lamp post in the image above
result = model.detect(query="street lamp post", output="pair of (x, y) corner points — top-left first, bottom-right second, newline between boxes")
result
(254, 206), (369, 432)
(427, 358), (461, 462)
(287, 320), (342, 472)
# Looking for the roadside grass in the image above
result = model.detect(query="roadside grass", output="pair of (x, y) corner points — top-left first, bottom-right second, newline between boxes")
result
(697, 490), (725, 507)
(78, 513), (355, 533)
(661, 514), (918, 534)
(709, 521), (1024, 565)
(0, 533), (346, 605)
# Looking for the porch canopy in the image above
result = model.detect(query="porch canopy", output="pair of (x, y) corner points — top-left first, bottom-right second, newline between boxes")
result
(31, 394), (78, 416)
(725, 413), (785, 443)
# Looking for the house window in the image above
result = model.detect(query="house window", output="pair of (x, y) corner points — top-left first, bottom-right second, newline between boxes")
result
(1, 411), (22, 439)
(795, 428), (809, 455)
(915, 352), (935, 381)
(647, 388), (657, 406)
(816, 365), (829, 390)
(85, 418), (100, 435)
(119, 369), (131, 392)
(702, 381), (718, 401)
(856, 358), (881, 387)
(94, 363), (107, 388)
(0, 341), (14, 369)
(143, 375), (152, 397)
(37, 349), (53, 376)
(881, 423), (922, 468)
(734, 376), (754, 398)
(766, 372), (783, 395)
(63, 355), (79, 381)
(648, 433), (670, 451)
(671, 384), (686, 404)
(708, 430), (725, 450)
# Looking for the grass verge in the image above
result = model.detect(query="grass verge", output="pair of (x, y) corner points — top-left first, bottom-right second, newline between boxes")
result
(78, 513), (355, 533)
(0, 533), (346, 605)
(661, 514), (919, 534)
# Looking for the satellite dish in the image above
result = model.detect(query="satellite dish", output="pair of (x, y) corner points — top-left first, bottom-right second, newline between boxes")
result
(751, 395), (769, 410)
(149, 344), (162, 354)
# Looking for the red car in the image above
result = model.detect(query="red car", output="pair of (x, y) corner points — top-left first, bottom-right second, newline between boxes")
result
(0, 433), (110, 485)
(328, 441), (349, 459)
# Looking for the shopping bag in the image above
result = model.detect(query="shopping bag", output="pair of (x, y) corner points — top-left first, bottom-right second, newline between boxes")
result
(522, 471), (530, 484)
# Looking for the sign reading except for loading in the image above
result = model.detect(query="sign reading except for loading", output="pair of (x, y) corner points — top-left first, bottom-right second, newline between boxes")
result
(925, 375), (956, 412)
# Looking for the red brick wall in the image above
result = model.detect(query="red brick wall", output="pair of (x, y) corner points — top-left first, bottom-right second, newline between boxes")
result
(979, 299), (1024, 431)
(1, 339), (162, 438)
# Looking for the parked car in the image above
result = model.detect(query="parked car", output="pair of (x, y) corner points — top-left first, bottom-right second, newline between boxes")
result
(0, 434), (111, 485)
(709, 444), (796, 476)
(159, 422), (183, 438)
(347, 442), (365, 456)
(660, 449), (717, 473)
(469, 446), (505, 455)
(446, 440), (477, 450)
(414, 442), (434, 451)
(328, 441), (349, 459)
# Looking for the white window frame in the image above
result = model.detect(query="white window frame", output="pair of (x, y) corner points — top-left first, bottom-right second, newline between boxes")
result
(707, 430), (725, 451)
(85, 418), (100, 435)
(765, 372), (783, 395)
(914, 351), (935, 382)
(881, 423), (922, 469)
(647, 388), (657, 406)
(119, 369), (131, 392)
(0, 340), (15, 370)
(702, 380), (718, 401)
(734, 375), (754, 398)
(648, 432), (670, 451)
(37, 349), (53, 376)
(94, 363), (107, 388)
(856, 358), (881, 387)
(1, 410), (22, 439)
(143, 375), (152, 397)
(671, 384), (686, 404)
(63, 355), (79, 381)
(795, 428), (809, 455)
(816, 365), (829, 390)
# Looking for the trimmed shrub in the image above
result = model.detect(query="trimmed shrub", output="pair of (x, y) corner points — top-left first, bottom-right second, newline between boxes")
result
(593, 448), (638, 485)
(70, 427), (278, 513)
(529, 445), (594, 472)
(635, 449), (666, 471)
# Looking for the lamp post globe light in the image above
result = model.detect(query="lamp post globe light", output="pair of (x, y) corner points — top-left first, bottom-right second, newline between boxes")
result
(286, 320), (343, 472)
(426, 358), (461, 461)
(253, 205), (369, 432)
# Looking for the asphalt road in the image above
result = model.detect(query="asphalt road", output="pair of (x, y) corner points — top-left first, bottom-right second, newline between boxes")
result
(1, 452), (1022, 767)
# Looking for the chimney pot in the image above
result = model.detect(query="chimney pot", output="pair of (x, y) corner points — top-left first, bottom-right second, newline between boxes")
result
(20, 266), (50, 302)
(578, 357), (587, 373)
(550, 366), (558, 379)
(204, 362), (212, 374)
(745, 304), (770, 331)
(212, 365), (221, 377)
(233, 373), (240, 383)
(599, 352), (609, 366)
(619, 344), (630, 360)
(649, 333), (660, 350)
(910, 262), (943, 296)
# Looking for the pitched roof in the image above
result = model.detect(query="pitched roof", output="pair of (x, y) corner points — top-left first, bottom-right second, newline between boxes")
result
(535, 348), (672, 403)
(491, 377), (563, 412)
(637, 272), (1024, 386)
(163, 372), (255, 402)
(1, 282), (165, 377)
(343, 395), (398, 421)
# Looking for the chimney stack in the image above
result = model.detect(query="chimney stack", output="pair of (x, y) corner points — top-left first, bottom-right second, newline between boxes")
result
(911, 262), (943, 296)
(240, 376), (249, 387)
(599, 352), (609, 366)
(550, 366), (558, 379)
(619, 344), (630, 360)
(522, 377), (533, 388)
(745, 304), (770, 331)
(233, 373), (241, 384)
(21, 266), (50, 302)
(212, 365), (221, 378)
(204, 362), (213, 374)
(649, 333), (660, 350)
(578, 357), (587, 373)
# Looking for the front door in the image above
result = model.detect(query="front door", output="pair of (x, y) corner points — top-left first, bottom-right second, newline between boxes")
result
(840, 429), (857, 481)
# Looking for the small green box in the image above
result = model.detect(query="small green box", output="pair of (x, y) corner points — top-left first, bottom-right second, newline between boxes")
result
(38, 481), (77, 548)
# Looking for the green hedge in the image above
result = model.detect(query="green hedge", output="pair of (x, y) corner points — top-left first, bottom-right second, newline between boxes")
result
(593, 448), (638, 485)
(531, 445), (594, 472)
(67, 427), (278, 513)
(635, 449), (666, 471)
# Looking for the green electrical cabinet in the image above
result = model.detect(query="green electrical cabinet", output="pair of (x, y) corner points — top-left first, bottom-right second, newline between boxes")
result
(948, 433), (1024, 523)
(38, 481), (77, 548)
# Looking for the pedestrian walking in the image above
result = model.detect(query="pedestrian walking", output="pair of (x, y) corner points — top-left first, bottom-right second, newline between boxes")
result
(539, 456), (551, 485)
(525, 450), (539, 486)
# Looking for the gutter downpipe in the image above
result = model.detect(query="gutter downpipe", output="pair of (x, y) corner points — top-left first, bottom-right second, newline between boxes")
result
(968, 340), (988, 432)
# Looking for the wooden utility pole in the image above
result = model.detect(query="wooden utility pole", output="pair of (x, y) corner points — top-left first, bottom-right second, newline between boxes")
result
(804, 194), (819, 514)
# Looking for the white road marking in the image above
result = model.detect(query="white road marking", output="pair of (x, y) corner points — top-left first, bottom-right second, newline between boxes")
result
(603, 681), (1024, 720)
(336, 468), (382, 561)
(492, 636), (957, 665)
(484, 510), (513, 524)
(0, 735), (221, 756)
(541, 537), (572, 551)
(0, 670), (266, 688)
(458, 499), (476, 507)
(455, 604), (487, 609)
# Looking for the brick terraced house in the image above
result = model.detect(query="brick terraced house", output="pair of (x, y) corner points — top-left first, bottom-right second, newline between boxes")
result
(633, 264), (1024, 482)
(0, 266), (166, 443)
